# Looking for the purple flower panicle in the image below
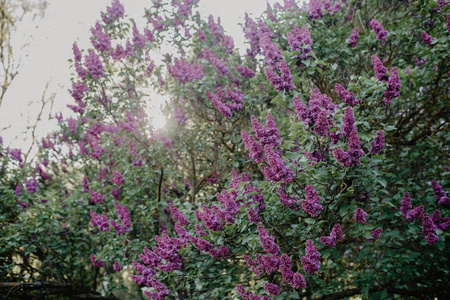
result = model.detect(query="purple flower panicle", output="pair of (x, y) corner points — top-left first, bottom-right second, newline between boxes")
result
(301, 239), (320, 274)
(348, 27), (359, 47)
(353, 208), (367, 224)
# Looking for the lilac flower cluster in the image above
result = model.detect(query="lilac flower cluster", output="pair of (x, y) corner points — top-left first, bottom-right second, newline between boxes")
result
(279, 254), (306, 289)
(260, 35), (283, 69)
(173, 104), (187, 125)
(194, 224), (207, 236)
(368, 19), (388, 43)
(241, 130), (266, 163)
(72, 42), (82, 62)
(293, 89), (336, 130)
(431, 180), (449, 205)
(348, 27), (359, 47)
(257, 224), (280, 256)
(264, 282), (280, 296)
(353, 208), (367, 224)
(371, 55), (388, 82)
(335, 84), (359, 107)
(301, 239), (320, 274)
(90, 22), (111, 53)
(207, 89), (231, 118)
(369, 130), (385, 154)
(110, 170), (124, 185)
(333, 107), (364, 168)
(261, 145), (295, 183)
(235, 65), (255, 78)
(247, 207), (261, 224)
(319, 223), (344, 247)
(168, 202), (189, 226)
(204, 48), (229, 76)
(421, 31), (434, 47)
(25, 176), (38, 193)
(242, 13), (260, 60)
(89, 190), (105, 204)
(308, 0), (324, 20)
(90, 254), (104, 267)
(301, 185), (322, 217)
(101, 0), (125, 25)
(287, 25), (313, 61)
(167, 57), (204, 84)
(113, 261), (122, 272)
(90, 210), (110, 231)
(111, 201), (130, 235)
(277, 185), (299, 211)
(236, 284), (271, 300)
(383, 67), (401, 105)
(251, 112), (281, 150)
(264, 60), (296, 92)
(85, 50), (104, 79)
(370, 228), (383, 240)
(196, 204), (223, 231)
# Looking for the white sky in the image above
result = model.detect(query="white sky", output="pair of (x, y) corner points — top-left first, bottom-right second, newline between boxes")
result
(0, 0), (278, 152)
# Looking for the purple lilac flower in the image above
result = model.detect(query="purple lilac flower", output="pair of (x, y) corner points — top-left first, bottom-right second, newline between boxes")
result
(277, 185), (299, 211)
(90, 22), (111, 52)
(383, 67), (401, 105)
(370, 227), (383, 240)
(207, 89), (232, 118)
(110, 201), (130, 235)
(421, 31), (434, 47)
(15, 184), (21, 196)
(24, 176), (38, 193)
(257, 224), (280, 256)
(369, 19), (388, 43)
(260, 35), (283, 69)
(113, 261), (122, 272)
(261, 145), (295, 183)
(447, 15), (450, 34)
(89, 190), (105, 204)
(197, 205), (223, 231)
(195, 224), (208, 236)
(353, 208), (367, 224)
(102, 0), (124, 24)
(301, 239), (320, 274)
(431, 180), (449, 205)
(371, 55), (388, 82)
(422, 213), (438, 245)
(287, 25), (313, 61)
(348, 27), (359, 47)
(9, 148), (22, 162)
(204, 48), (229, 76)
(132, 24), (146, 49)
(85, 50), (104, 79)
(235, 65), (255, 78)
(314, 111), (329, 136)
(335, 84), (359, 107)
(241, 130), (266, 163)
(370, 130), (385, 154)
(264, 282), (280, 296)
(251, 112), (281, 150)
(168, 202), (189, 226)
(301, 185), (323, 217)
(110, 170), (124, 185)
(90, 254), (104, 267)
(308, 0), (324, 20)
(264, 60), (296, 92)
(72, 42), (82, 62)
(90, 210), (110, 231)
(320, 223), (344, 247)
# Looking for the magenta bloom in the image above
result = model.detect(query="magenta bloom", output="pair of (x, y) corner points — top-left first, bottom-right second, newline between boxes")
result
(335, 84), (359, 107)
(431, 180), (449, 206)
(90, 254), (104, 268)
(113, 261), (122, 272)
(383, 67), (401, 105)
(369, 130), (385, 154)
(257, 224), (280, 256)
(371, 55), (388, 82)
(241, 130), (266, 163)
(353, 208), (367, 224)
(369, 19), (388, 43)
(168, 202), (189, 226)
(251, 112), (281, 150)
(264, 282), (280, 296)
(370, 227), (383, 240)
(72, 42), (82, 62)
(261, 145), (295, 183)
(348, 27), (359, 47)
(301, 239), (321, 274)
(85, 50), (104, 79)
(421, 31), (434, 47)
(301, 185), (322, 217)
(247, 207), (261, 224)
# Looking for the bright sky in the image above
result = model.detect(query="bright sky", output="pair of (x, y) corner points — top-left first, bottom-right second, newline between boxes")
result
(0, 0), (278, 152)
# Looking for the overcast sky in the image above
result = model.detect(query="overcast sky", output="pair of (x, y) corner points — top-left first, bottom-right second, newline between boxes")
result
(0, 0), (278, 151)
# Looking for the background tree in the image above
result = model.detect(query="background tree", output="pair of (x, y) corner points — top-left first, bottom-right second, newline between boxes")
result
(1, 0), (449, 299)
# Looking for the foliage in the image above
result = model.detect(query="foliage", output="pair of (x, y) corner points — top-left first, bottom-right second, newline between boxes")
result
(1, 0), (449, 299)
